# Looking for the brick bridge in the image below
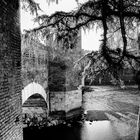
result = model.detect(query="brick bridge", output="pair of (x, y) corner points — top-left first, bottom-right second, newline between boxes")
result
(21, 37), (49, 111)
(0, 1), (82, 139)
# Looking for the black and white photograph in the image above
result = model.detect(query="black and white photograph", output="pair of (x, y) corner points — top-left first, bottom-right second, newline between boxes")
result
(0, 0), (140, 140)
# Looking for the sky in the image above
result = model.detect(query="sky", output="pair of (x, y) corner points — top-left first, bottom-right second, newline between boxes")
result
(20, 0), (102, 51)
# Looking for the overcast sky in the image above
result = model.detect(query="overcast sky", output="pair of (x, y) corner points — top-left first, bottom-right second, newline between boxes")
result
(20, 0), (102, 51)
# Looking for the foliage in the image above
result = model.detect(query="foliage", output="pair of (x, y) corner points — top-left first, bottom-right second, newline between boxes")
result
(21, 0), (42, 16)
(22, 113), (61, 128)
(21, 0), (59, 15)
(23, 0), (140, 85)
(48, 40), (84, 91)
(74, 49), (138, 86)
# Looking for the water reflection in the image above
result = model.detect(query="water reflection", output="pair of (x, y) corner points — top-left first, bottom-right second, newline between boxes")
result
(24, 114), (124, 140)
(81, 121), (120, 140)
(24, 120), (122, 140)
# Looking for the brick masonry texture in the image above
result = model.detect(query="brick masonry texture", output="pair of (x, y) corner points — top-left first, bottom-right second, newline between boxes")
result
(0, 1), (23, 140)
(50, 90), (82, 112)
(21, 37), (48, 90)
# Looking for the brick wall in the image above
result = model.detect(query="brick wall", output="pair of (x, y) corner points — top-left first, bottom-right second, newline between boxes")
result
(50, 91), (65, 111)
(65, 90), (82, 112)
(21, 37), (48, 90)
(0, 1), (22, 140)
(50, 90), (82, 112)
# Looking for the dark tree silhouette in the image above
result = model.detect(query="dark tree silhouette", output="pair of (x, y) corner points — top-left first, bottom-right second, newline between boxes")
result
(22, 0), (140, 86)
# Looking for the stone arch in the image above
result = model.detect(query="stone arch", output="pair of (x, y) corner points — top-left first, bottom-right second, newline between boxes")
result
(22, 82), (47, 105)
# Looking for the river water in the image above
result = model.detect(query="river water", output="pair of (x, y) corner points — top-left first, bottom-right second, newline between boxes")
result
(80, 120), (119, 140)
(23, 107), (136, 140)
(24, 119), (123, 140)
(23, 108), (136, 140)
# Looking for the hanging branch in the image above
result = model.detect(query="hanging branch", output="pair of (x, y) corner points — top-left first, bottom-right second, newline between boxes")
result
(117, 0), (127, 64)
(101, 0), (112, 64)
(21, 0), (42, 16)
(22, 0), (140, 68)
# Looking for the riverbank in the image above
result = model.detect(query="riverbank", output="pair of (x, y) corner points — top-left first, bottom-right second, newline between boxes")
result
(83, 86), (140, 140)
(23, 86), (140, 140)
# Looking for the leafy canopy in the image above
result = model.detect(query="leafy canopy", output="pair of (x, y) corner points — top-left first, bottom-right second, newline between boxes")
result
(23, 0), (140, 61)
(22, 0), (140, 84)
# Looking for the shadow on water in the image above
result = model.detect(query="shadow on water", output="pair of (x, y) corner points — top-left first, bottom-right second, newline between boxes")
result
(81, 121), (120, 140)
(23, 121), (121, 140)
(23, 110), (133, 140)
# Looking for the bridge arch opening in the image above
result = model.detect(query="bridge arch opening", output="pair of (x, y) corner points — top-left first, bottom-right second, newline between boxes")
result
(23, 93), (48, 107)
(22, 82), (47, 105)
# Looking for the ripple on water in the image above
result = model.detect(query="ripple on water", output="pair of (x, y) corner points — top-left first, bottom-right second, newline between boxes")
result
(80, 120), (120, 140)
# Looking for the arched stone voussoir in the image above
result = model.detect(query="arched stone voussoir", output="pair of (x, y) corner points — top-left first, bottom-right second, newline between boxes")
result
(22, 82), (47, 104)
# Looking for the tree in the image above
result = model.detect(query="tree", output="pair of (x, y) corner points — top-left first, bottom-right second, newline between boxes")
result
(21, 0), (58, 16)
(22, 0), (140, 86)
(47, 31), (84, 91)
